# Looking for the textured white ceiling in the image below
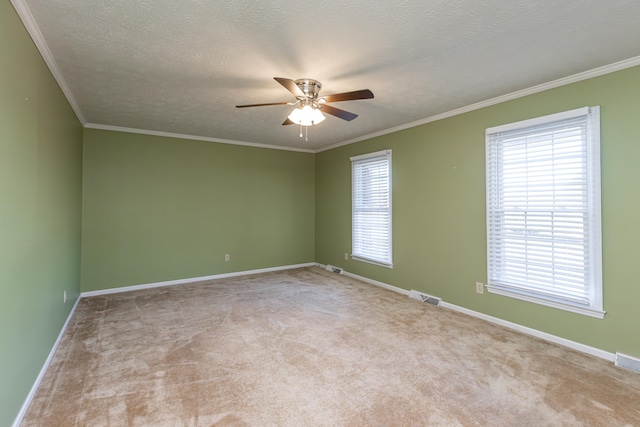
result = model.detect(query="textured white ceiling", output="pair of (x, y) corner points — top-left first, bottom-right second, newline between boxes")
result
(14, 0), (640, 151)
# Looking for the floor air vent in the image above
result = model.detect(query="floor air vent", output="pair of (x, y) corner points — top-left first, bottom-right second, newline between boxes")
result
(409, 290), (441, 306)
(325, 265), (343, 274)
(615, 353), (640, 374)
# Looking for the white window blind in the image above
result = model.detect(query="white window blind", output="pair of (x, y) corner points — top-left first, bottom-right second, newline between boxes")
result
(486, 107), (604, 318)
(351, 150), (392, 268)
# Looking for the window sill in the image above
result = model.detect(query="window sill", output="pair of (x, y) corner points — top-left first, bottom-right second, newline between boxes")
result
(486, 285), (606, 319)
(352, 256), (393, 269)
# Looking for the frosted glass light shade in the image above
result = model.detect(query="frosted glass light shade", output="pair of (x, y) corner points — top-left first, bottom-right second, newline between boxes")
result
(288, 105), (325, 126)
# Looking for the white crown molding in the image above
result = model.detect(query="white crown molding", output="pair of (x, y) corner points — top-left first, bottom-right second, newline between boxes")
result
(334, 267), (615, 362)
(10, 0), (87, 125)
(80, 262), (316, 297)
(88, 54), (640, 154)
(84, 123), (315, 153)
(11, 296), (82, 427)
(317, 55), (640, 153)
(12, 0), (640, 154)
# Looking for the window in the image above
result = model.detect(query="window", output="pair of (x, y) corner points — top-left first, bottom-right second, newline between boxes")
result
(351, 150), (392, 268)
(486, 107), (604, 318)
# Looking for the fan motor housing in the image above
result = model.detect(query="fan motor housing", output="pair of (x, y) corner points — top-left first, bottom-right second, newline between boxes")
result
(295, 79), (322, 99)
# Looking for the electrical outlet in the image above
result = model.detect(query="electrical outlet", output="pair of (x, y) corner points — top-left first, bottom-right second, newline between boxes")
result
(225, 254), (230, 262)
(475, 282), (484, 294)
(64, 290), (67, 303)
(344, 252), (349, 260)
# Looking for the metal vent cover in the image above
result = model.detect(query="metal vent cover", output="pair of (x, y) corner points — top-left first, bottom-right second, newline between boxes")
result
(325, 264), (343, 274)
(409, 290), (441, 306)
(424, 296), (441, 306)
(615, 353), (640, 374)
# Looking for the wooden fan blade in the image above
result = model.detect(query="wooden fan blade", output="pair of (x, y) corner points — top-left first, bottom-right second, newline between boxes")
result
(236, 102), (290, 108)
(282, 118), (295, 125)
(323, 89), (374, 103)
(274, 77), (305, 97)
(321, 104), (358, 121)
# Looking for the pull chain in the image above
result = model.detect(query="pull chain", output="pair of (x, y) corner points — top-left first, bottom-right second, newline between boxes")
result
(298, 124), (310, 142)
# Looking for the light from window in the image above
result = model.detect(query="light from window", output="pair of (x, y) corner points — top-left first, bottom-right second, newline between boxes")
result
(351, 150), (392, 268)
(485, 107), (604, 318)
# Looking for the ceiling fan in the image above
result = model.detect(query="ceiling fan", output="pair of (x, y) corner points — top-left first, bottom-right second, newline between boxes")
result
(236, 77), (374, 129)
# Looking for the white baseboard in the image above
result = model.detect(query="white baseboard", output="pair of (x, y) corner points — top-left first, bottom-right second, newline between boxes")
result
(14, 263), (616, 427)
(439, 302), (615, 361)
(14, 263), (315, 425)
(341, 270), (411, 297)
(332, 267), (615, 362)
(12, 296), (82, 427)
(81, 262), (316, 297)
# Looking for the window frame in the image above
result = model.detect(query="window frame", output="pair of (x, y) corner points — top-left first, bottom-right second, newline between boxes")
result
(485, 107), (604, 318)
(351, 149), (393, 268)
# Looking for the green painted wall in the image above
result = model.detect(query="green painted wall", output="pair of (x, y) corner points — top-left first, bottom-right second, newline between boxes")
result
(316, 66), (640, 357)
(0, 3), (83, 425)
(81, 129), (315, 292)
(4, 0), (639, 420)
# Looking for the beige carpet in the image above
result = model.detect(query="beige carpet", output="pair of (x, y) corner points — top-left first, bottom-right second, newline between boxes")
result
(22, 267), (640, 426)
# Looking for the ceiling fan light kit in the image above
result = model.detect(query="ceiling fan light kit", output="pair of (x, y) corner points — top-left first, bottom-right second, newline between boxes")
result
(288, 104), (326, 126)
(236, 77), (374, 140)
